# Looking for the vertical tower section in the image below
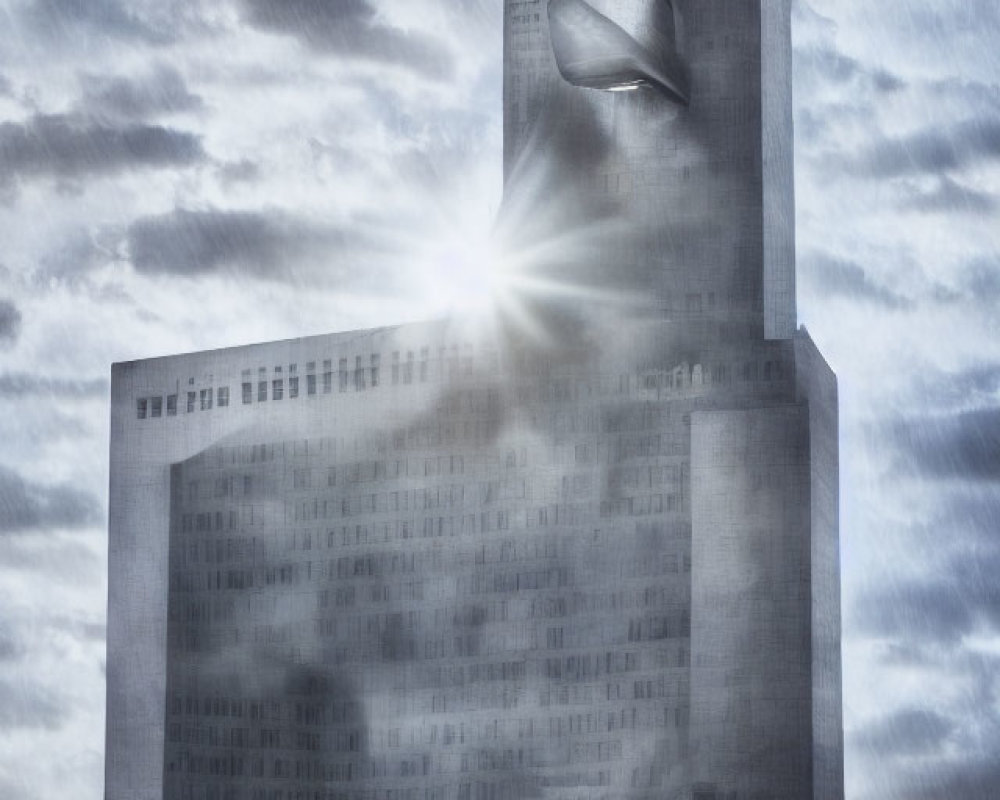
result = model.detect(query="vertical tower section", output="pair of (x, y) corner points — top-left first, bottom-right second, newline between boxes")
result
(760, 0), (796, 339)
(689, 403), (814, 799)
(795, 331), (844, 800)
(501, 0), (796, 341)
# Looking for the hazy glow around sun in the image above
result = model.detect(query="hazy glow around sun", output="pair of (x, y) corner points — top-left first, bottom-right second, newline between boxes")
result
(415, 217), (509, 317)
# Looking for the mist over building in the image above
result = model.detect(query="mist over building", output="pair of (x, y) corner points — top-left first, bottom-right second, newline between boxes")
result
(106, 2), (842, 800)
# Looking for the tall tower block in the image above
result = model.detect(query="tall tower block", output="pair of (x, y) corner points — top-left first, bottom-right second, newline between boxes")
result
(502, 2), (842, 797)
(503, 0), (796, 341)
(105, 4), (842, 800)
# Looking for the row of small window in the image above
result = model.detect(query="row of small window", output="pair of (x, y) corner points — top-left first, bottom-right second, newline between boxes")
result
(137, 388), (230, 419)
(239, 345), (488, 404)
(168, 694), (358, 723)
(165, 752), (358, 782)
(140, 345), (500, 420)
(240, 350), (441, 404)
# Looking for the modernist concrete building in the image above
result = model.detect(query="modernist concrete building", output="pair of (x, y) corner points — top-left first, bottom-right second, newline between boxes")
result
(106, 3), (842, 800)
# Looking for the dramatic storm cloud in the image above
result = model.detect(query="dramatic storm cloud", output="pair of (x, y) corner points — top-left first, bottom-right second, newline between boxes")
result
(0, 373), (108, 398)
(890, 408), (1000, 480)
(852, 707), (954, 757)
(0, 114), (204, 185)
(0, 299), (21, 345)
(78, 66), (204, 122)
(801, 251), (912, 309)
(126, 208), (376, 278)
(849, 119), (1000, 178)
(240, 0), (456, 79)
(0, 465), (103, 534)
(0, 1), (997, 799)
(901, 175), (997, 215)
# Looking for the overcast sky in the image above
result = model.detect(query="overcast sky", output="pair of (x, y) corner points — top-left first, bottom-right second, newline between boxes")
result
(0, 1), (998, 798)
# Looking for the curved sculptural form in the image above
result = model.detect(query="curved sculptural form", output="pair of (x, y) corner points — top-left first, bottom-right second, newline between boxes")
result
(547, 0), (688, 102)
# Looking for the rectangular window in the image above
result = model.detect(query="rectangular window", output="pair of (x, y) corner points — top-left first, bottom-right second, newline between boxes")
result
(392, 351), (400, 385)
(272, 379), (283, 400)
(217, 387), (229, 407)
(136, 398), (148, 419)
(323, 359), (333, 394)
(307, 374), (316, 395)
(289, 376), (299, 398)
(200, 388), (213, 410)
(371, 354), (380, 387)
(150, 396), (162, 418)
(293, 469), (312, 489)
(242, 383), (252, 404)
(187, 392), (196, 413)
(258, 381), (267, 402)
(420, 347), (429, 382)
(166, 394), (177, 416)
(404, 352), (414, 384)
(339, 358), (349, 392)
(354, 356), (365, 391)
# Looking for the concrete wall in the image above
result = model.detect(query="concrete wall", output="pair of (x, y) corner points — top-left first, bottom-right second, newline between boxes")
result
(689, 403), (814, 799)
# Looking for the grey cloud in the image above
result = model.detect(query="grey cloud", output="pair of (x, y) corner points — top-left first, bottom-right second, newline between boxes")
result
(894, 2), (1000, 42)
(794, 44), (906, 93)
(216, 159), (260, 186)
(791, 0), (837, 36)
(127, 207), (381, 280)
(0, 617), (102, 664)
(949, 549), (1000, 626)
(802, 252), (911, 308)
(45, 614), (107, 644)
(0, 372), (108, 398)
(856, 546), (1000, 645)
(78, 65), (203, 121)
(0, 299), (22, 344)
(909, 363), (1000, 409)
(0, 464), (103, 534)
(0, 678), (68, 730)
(79, 621), (106, 642)
(878, 641), (932, 668)
(856, 580), (974, 645)
(852, 707), (953, 757)
(853, 119), (1000, 179)
(901, 176), (996, 215)
(897, 758), (1000, 800)
(939, 490), (1000, 546)
(0, 74), (12, 97)
(794, 107), (832, 145)
(924, 78), (1000, 115)
(0, 113), (204, 186)
(0, 622), (22, 662)
(23, 0), (173, 45)
(241, 0), (455, 80)
(852, 649), (1000, 800)
(890, 408), (1000, 480)
(0, 537), (101, 586)
(963, 259), (1000, 302)
(872, 70), (906, 93)
(796, 46), (861, 83)
(33, 228), (118, 285)
(921, 259), (1000, 309)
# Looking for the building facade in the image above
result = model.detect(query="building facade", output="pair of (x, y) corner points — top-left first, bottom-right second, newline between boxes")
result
(106, 3), (842, 800)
